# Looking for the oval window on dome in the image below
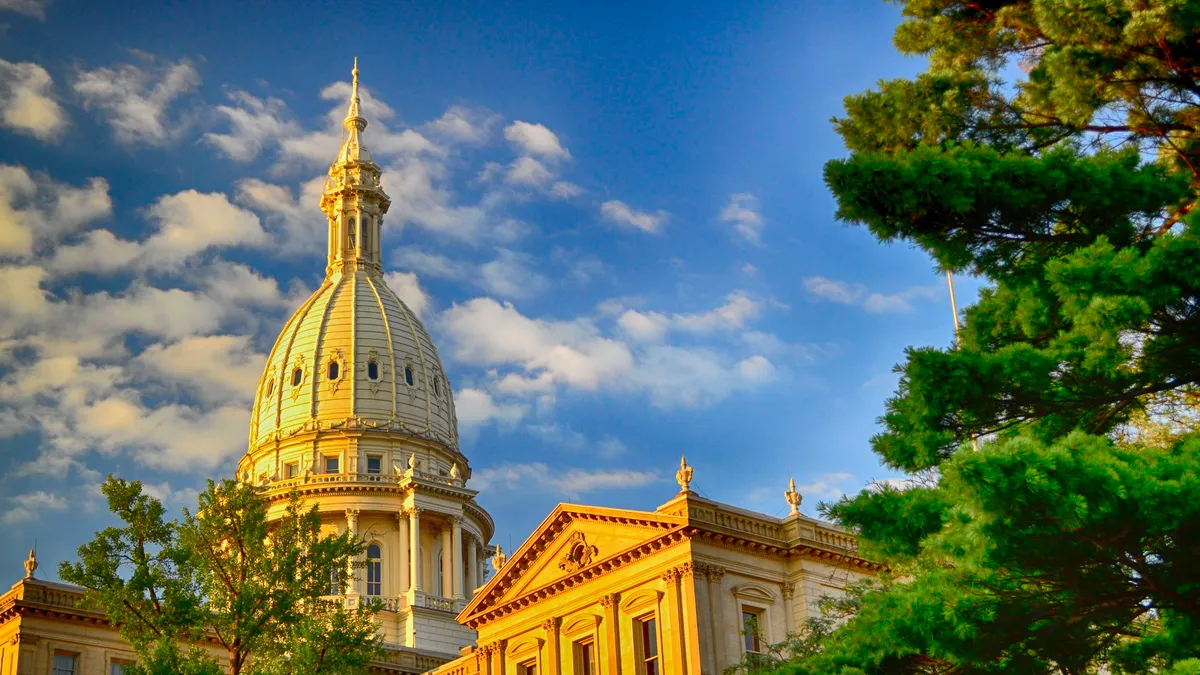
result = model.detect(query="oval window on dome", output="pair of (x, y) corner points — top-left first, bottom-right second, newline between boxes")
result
(292, 368), (303, 387)
(266, 378), (274, 397)
(328, 361), (339, 380)
(405, 366), (414, 386)
(367, 360), (379, 380)
(434, 377), (441, 396)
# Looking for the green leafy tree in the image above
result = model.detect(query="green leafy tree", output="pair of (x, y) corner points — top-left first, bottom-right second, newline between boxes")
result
(61, 477), (381, 675)
(776, 1), (1200, 673)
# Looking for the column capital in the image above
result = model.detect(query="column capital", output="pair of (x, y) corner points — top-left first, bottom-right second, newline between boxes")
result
(705, 564), (726, 583)
(780, 581), (796, 599)
(542, 617), (560, 634)
(345, 508), (360, 518)
(599, 592), (618, 609)
(407, 506), (423, 517)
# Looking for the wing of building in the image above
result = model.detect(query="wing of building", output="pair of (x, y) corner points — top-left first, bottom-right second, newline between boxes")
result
(0, 64), (880, 675)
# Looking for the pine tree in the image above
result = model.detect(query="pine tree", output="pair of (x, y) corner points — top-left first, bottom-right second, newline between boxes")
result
(784, 1), (1200, 673)
(60, 477), (381, 675)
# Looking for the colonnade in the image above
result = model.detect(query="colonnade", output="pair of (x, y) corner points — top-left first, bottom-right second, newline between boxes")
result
(342, 507), (488, 603)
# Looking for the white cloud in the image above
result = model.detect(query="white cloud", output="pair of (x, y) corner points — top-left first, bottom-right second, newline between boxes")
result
(73, 58), (201, 146)
(138, 335), (264, 405)
(234, 176), (327, 253)
(441, 297), (777, 409)
(505, 156), (553, 187)
(504, 121), (570, 160)
(615, 292), (761, 342)
(600, 200), (667, 235)
(204, 90), (300, 162)
(470, 462), (658, 495)
(384, 271), (430, 319)
(2, 490), (68, 525)
(797, 472), (854, 500)
(720, 193), (764, 245)
(0, 165), (111, 257)
(455, 388), (526, 428)
(617, 309), (669, 342)
(0, 59), (67, 140)
(424, 105), (498, 144)
(480, 249), (549, 299)
(803, 276), (938, 313)
(0, 0), (47, 19)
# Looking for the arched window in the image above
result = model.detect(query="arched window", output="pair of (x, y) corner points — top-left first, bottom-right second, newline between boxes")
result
(328, 361), (339, 380)
(404, 366), (414, 386)
(292, 368), (303, 387)
(367, 360), (379, 380)
(366, 544), (382, 597)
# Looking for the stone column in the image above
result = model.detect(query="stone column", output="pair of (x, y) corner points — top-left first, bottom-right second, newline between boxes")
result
(781, 582), (796, 635)
(466, 536), (479, 595)
(395, 512), (409, 595)
(345, 509), (360, 595)
(678, 564), (703, 675)
(707, 565), (727, 671)
(660, 567), (687, 673)
(543, 617), (561, 675)
(440, 523), (453, 598)
(452, 517), (465, 600)
(599, 593), (620, 675)
(409, 507), (422, 593)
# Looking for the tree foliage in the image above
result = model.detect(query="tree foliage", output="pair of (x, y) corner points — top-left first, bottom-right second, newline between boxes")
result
(778, 1), (1200, 673)
(60, 477), (381, 675)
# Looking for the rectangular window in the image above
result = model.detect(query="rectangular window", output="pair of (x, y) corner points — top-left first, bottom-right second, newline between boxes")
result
(519, 660), (537, 675)
(53, 654), (77, 675)
(330, 566), (340, 595)
(284, 462), (298, 479)
(637, 615), (659, 675)
(742, 607), (763, 653)
(324, 456), (339, 474)
(111, 662), (132, 675)
(574, 639), (596, 675)
(366, 456), (382, 474)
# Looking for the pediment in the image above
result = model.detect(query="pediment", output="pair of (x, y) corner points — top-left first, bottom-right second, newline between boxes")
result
(460, 504), (685, 623)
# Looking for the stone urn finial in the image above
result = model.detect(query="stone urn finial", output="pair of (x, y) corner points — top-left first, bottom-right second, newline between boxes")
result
(23, 548), (37, 580)
(676, 454), (693, 493)
(785, 477), (802, 516)
(492, 545), (506, 571)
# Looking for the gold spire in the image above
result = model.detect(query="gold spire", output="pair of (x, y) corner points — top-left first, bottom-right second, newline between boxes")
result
(345, 56), (364, 131)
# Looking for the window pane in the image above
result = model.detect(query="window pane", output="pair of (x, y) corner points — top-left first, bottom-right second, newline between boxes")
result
(284, 463), (297, 478)
(579, 642), (594, 675)
(642, 618), (658, 657)
(111, 664), (127, 675)
(405, 367), (414, 386)
(328, 361), (339, 379)
(53, 654), (76, 675)
(367, 361), (379, 379)
(367, 456), (381, 474)
(325, 457), (338, 473)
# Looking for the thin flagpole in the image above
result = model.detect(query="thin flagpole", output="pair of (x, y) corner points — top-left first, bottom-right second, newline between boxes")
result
(946, 270), (980, 452)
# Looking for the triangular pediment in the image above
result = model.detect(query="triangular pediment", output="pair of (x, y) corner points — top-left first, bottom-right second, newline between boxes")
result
(460, 504), (685, 623)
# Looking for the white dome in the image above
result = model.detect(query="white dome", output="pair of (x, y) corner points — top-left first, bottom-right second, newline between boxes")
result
(249, 268), (458, 452)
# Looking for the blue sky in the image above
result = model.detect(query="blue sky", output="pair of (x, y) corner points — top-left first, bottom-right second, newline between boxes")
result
(0, 0), (977, 580)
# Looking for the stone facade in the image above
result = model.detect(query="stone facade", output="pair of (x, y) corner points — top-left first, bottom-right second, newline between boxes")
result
(430, 485), (882, 675)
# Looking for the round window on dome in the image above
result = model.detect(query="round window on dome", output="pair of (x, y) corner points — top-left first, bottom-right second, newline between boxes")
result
(292, 368), (303, 387)
(328, 361), (339, 380)
(367, 360), (379, 380)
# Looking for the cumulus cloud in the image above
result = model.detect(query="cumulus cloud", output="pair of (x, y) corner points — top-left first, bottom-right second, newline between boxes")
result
(48, 190), (266, 275)
(2, 490), (68, 525)
(234, 176), (327, 253)
(441, 296), (777, 409)
(455, 387), (527, 428)
(395, 247), (548, 300)
(424, 105), (499, 144)
(721, 193), (764, 245)
(470, 462), (658, 495)
(600, 200), (667, 234)
(138, 335), (264, 404)
(616, 292), (761, 342)
(204, 90), (300, 162)
(504, 121), (570, 160)
(803, 276), (938, 313)
(384, 271), (430, 318)
(0, 59), (67, 140)
(0, 165), (111, 257)
(73, 58), (201, 146)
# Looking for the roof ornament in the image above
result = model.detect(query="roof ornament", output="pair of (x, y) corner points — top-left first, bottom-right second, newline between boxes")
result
(408, 453), (417, 472)
(676, 454), (693, 493)
(23, 547), (37, 580)
(491, 545), (506, 571)
(785, 477), (802, 516)
(345, 56), (364, 131)
(449, 462), (459, 480)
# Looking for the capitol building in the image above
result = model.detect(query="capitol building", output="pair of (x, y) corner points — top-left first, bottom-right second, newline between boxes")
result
(0, 66), (880, 675)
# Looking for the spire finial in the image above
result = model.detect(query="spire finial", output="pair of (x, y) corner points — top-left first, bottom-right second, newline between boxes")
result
(23, 547), (37, 580)
(676, 454), (693, 494)
(343, 58), (365, 132)
(785, 477), (802, 516)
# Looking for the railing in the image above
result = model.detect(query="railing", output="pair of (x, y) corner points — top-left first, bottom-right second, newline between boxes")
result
(261, 470), (466, 492)
(421, 594), (457, 612)
(317, 594), (407, 611)
(21, 583), (84, 610)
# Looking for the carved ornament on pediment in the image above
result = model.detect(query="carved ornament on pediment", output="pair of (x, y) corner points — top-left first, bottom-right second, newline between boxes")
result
(558, 531), (599, 574)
